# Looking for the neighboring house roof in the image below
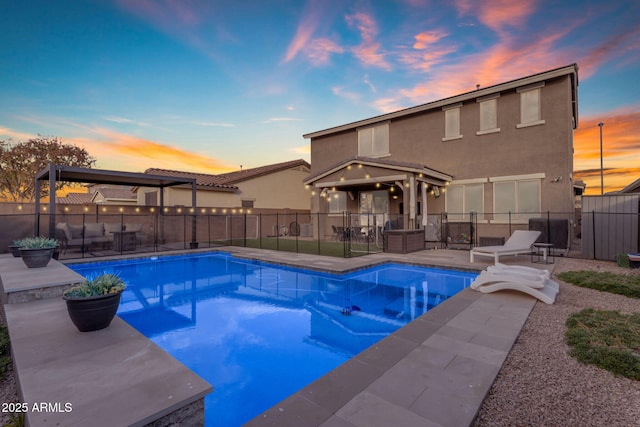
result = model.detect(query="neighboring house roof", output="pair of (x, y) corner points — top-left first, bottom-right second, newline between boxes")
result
(304, 64), (579, 139)
(304, 156), (452, 186)
(214, 159), (310, 185)
(615, 178), (640, 194)
(145, 159), (310, 190)
(90, 188), (137, 203)
(56, 192), (93, 205)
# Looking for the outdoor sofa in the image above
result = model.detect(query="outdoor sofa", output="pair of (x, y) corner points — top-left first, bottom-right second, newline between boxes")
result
(55, 222), (147, 253)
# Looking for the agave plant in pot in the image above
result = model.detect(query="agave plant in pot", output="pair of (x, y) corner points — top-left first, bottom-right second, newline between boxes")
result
(16, 236), (59, 268)
(63, 273), (126, 332)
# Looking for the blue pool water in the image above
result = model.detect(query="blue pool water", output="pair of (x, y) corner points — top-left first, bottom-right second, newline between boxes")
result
(69, 253), (476, 426)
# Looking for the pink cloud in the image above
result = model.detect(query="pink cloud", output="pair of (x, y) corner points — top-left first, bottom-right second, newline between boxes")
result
(282, 0), (325, 63)
(345, 12), (392, 70)
(304, 38), (345, 66)
(454, 0), (537, 35)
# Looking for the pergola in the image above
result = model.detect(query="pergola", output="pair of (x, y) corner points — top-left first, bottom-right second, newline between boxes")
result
(34, 164), (198, 245)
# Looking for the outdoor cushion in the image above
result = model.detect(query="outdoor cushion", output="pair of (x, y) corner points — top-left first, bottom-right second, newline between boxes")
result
(84, 223), (104, 238)
(56, 222), (73, 241)
(125, 223), (143, 233)
(104, 222), (123, 234)
(69, 224), (84, 239)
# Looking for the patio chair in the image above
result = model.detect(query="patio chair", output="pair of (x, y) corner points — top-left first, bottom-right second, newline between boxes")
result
(469, 230), (541, 263)
(470, 269), (559, 304)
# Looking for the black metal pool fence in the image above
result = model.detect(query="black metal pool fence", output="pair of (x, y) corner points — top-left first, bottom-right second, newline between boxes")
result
(0, 210), (638, 261)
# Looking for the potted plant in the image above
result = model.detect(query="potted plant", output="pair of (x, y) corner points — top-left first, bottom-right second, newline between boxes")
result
(9, 239), (22, 257)
(16, 236), (58, 268)
(62, 273), (126, 332)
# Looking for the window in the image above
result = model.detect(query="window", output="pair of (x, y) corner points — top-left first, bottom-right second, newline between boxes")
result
(241, 200), (254, 208)
(493, 179), (541, 222)
(144, 191), (157, 206)
(328, 191), (346, 214)
(442, 105), (462, 141)
(359, 190), (388, 226)
(358, 123), (389, 157)
(477, 97), (500, 134)
(517, 83), (545, 128)
(446, 183), (483, 220)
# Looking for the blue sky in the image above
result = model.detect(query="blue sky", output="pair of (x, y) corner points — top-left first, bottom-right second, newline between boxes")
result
(1, 0), (638, 193)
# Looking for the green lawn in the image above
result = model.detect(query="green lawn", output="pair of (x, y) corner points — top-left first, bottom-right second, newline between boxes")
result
(566, 308), (640, 380)
(557, 270), (640, 298)
(559, 270), (640, 380)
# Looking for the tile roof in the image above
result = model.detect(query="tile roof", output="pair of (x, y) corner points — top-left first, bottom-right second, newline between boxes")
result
(56, 192), (93, 205)
(145, 159), (310, 188)
(94, 188), (136, 200)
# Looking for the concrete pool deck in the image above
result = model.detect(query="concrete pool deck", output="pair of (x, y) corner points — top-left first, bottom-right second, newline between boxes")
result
(1, 248), (552, 426)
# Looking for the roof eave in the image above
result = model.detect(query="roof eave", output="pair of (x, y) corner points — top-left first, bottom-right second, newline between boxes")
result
(304, 64), (579, 139)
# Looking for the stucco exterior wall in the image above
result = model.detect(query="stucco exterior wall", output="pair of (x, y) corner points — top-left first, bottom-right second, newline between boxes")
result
(136, 167), (310, 210)
(308, 73), (576, 216)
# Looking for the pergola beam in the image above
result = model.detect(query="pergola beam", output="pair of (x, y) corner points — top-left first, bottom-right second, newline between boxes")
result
(34, 164), (198, 246)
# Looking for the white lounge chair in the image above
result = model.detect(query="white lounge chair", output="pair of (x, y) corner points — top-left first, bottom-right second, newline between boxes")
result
(471, 270), (546, 289)
(470, 230), (542, 263)
(470, 270), (559, 304)
(487, 263), (550, 280)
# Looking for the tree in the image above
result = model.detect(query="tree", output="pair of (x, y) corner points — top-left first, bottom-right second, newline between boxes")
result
(0, 136), (96, 202)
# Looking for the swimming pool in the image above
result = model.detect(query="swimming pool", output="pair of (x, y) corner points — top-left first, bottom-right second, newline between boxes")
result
(69, 252), (476, 426)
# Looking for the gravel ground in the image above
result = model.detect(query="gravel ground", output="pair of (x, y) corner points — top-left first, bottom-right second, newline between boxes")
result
(474, 257), (640, 427)
(1, 257), (638, 426)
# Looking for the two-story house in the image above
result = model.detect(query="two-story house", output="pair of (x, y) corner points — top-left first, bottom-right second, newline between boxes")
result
(303, 64), (579, 245)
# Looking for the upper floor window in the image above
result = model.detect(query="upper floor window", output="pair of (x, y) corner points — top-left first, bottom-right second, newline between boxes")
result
(517, 83), (545, 128)
(442, 104), (462, 141)
(358, 123), (389, 157)
(477, 96), (500, 135)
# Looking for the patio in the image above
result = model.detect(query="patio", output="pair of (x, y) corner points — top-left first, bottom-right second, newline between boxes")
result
(1, 247), (549, 426)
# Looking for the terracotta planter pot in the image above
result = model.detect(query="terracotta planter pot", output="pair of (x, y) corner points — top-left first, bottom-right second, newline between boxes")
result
(19, 247), (55, 268)
(63, 291), (122, 332)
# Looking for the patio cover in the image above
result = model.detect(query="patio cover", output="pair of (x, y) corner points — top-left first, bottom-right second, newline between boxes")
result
(34, 164), (198, 244)
(304, 157), (452, 227)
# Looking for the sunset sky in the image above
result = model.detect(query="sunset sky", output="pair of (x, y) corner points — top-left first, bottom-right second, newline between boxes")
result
(1, 0), (638, 194)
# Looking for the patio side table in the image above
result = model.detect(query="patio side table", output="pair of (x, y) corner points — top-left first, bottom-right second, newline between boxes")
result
(531, 242), (554, 264)
(113, 231), (137, 252)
